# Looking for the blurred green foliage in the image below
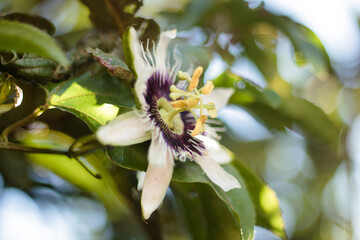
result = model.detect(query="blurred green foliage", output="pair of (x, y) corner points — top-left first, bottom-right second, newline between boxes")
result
(0, 0), (354, 239)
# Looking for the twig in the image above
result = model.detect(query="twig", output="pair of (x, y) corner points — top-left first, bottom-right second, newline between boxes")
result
(1, 104), (49, 142)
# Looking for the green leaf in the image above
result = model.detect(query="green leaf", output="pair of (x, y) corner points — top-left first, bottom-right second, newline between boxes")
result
(0, 13), (55, 35)
(173, 162), (255, 240)
(21, 130), (149, 239)
(109, 143), (255, 240)
(48, 69), (135, 131)
(107, 143), (149, 171)
(213, 71), (339, 149)
(0, 20), (69, 65)
(172, 182), (242, 240)
(233, 160), (286, 239)
(279, 97), (339, 149)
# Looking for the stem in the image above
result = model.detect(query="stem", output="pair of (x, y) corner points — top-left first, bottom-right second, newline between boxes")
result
(0, 142), (68, 155)
(0, 141), (104, 157)
(1, 104), (48, 142)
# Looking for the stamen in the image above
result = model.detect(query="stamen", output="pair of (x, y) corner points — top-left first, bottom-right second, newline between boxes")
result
(188, 66), (203, 92)
(201, 81), (214, 95)
(171, 97), (199, 110)
(191, 115), (207, 136)
(171, 100), (189, 109)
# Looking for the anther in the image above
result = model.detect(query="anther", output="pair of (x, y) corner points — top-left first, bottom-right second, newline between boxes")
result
(171, 100), (189, 109)
(188, 66), (203, 92)
(191, 115), (207, 136)
(201, 81), (214, 95)
(171, 97), (199, 110)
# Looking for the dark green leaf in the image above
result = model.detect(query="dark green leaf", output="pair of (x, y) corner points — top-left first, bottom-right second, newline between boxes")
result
(172, 182), (242, 240)
(107, 143), (149, 171)
(48, 68), (135, 131)
(173, 162), (255, 240)
(0, 20), (69, 65)
(0, 13), (55, 35)
(108, 141), (255, 239)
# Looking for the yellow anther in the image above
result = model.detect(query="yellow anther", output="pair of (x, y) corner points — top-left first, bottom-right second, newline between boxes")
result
(201, 81), (214, 95)
(171, 100), (190, 109)
(178, 71), (191, 81)
(188, 66), (203, 92)
(171, 97), (199, 110)
(187, 97), (200, 108)
(191, 115), (207, 137)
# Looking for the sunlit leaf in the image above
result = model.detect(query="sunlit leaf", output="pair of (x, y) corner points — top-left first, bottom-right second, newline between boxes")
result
(0, 20), (69, 65)
(48, 68), (135, 130)
(233, 160), (286, 239)
(21, 129), (149, 239)
(0, 73), (23, 114)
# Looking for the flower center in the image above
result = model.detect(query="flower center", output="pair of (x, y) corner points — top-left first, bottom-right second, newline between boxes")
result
(169, 66), (218, 136)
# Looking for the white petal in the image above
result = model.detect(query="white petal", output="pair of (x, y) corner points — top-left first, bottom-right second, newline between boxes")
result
(96, 110), (151, 146)
(155, 29), (177, 70)
(141, 151), (174, 219)
(203, 88), (234, 110)
(128, 27), (154, 106)
(196, 135), (232, 164)
(148, 131), (174, 167)
(195, 156), (241, 192)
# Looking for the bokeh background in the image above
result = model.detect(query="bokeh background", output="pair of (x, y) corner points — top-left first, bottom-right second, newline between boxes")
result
(0, 0), (359, 239)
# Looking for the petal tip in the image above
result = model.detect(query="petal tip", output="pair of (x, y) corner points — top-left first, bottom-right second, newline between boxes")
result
(141, 198), (157, 220)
